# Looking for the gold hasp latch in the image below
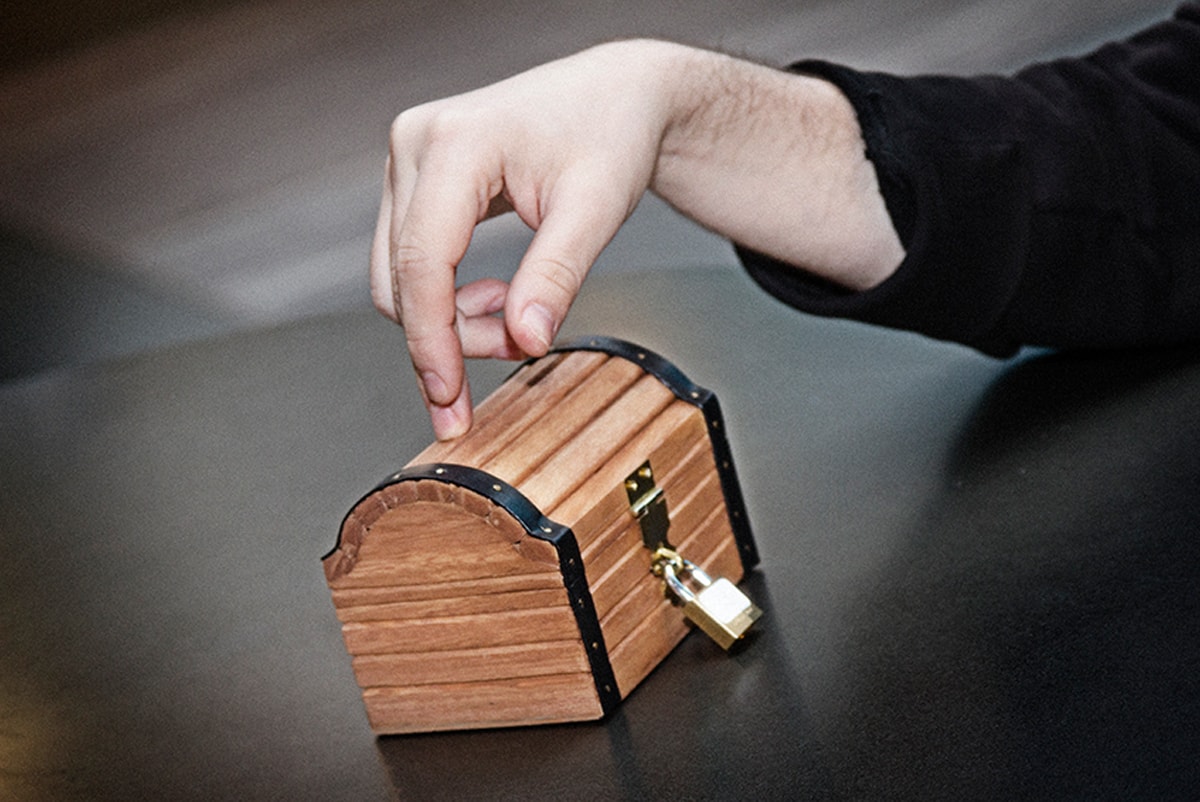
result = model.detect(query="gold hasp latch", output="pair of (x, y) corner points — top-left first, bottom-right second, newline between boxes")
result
(624, 461), (671, 551)
(624, 461), (762, 650)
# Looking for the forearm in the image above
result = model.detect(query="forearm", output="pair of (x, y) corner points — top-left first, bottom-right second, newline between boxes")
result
(650, 45), (904, 291)
(741, 4), (1200, 355)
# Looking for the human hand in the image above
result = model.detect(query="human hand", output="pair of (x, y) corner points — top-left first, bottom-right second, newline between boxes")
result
(371, 41), (685, 439)
(372, 40), (903, 440)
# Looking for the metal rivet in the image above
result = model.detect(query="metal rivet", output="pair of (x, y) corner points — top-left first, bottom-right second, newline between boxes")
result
(492, 484), (502, 492)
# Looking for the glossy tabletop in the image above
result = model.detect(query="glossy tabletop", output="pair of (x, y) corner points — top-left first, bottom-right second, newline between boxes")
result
(3, 266), (1199, 800)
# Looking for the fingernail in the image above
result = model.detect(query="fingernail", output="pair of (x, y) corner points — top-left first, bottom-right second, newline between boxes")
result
(521, 303), (557, 351)
(421, 370), (450, 405)
(431, 403), (468, 441)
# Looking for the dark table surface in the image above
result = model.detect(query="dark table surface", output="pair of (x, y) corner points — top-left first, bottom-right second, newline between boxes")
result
(4, 266), (1200, 800)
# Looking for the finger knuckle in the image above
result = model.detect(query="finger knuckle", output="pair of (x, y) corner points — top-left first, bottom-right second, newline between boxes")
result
(389, 105), (433, 142)
(535, 259), (585, 302)
(390, 242), (434, 278)
(402, 325), (442, 346)
(396, 104), (479, 153)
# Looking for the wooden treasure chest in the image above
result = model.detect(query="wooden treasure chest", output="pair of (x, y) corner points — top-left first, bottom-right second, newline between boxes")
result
(323, 336), (761, 734)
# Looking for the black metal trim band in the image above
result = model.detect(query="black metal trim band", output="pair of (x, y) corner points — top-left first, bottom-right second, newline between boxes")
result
(550, 336), (709, 406)
(551, 336), (760, 571)
(341, 462), (622, 717)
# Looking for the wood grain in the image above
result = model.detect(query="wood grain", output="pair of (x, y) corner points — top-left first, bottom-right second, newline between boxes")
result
(351, 640), (591, 687)
(362, 674), (602, 734)
(329, 573), (565, 608)
(480, 355), (646, 485)
(341, 606), (581, 654)
(408, 350), (605, 468)
(519, 373), (677, 511)
(333, 587), (568, 623)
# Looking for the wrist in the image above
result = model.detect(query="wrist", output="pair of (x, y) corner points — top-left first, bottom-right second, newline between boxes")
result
(650, 49), (904, 291)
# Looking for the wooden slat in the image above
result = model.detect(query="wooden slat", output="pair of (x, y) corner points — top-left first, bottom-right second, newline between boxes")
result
(363, 674), (602, 734)
(608, 600), (691, 698)
(600, 568), (684, 659)
(408, 350), (604, 467)
(330, 572), (564, 608)
(547, 399), (705, 535)
(480, 355), (646, 485)
(518, 373), (677, 512)
(342, 606), (580, 654)
(334, 587), (568, 623)
(351, 640), (590, 687)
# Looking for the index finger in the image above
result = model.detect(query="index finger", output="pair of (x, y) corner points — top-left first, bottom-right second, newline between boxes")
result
(392, 148), (499, 420)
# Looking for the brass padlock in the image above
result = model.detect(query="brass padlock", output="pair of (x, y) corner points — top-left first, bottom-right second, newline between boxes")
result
(655, 548), (762, 650)
(626, 460), (762, 650)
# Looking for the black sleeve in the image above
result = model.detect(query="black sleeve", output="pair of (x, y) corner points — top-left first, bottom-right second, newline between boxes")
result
(738, 3), (1200, 356)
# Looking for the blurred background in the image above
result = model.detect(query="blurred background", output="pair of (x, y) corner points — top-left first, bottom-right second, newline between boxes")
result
(0, 0), (1177, 381)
